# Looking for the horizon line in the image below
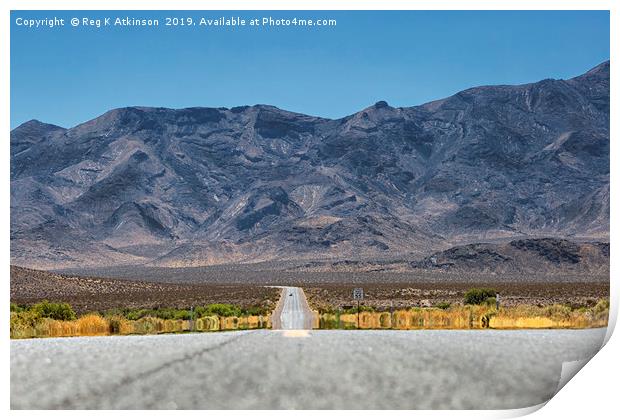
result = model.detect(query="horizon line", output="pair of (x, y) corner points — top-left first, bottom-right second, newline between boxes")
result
(11, 59), (609, 131)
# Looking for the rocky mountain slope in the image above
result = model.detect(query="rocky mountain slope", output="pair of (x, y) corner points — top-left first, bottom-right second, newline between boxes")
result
(411, 238), (609, 275)
(10, 61), (609, 270)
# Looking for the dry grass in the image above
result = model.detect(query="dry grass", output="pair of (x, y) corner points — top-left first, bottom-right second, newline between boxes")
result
(11, 314), (112, 339)
(317, 302), (609, 330)
(489, 303), (608, 329)
(11, 305), (607, 338)
(11, 313), (270, 339)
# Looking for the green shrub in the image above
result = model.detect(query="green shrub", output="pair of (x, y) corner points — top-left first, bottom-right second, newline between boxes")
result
(434, 302), (451, 310)
(242, 306), (267, 316)
(322, 307), (337, 315)
(197, 303), (243, 318)
(10, 302), (26, 313)
(464, 288), (497, 305)
(152, 308), (174, 319)
(484, 297), (497, 307)
(11, 310), (39, 328)
(123, 307), (194, 320)
(109, 304), (259, 321)
(134, 317), (160, 334)
(343, 305), (375, 314)
(153, 308), (188, 320)
(594, 299), (610, 314)
(30, 300), (76, 321)
(125, 308), (152, 320)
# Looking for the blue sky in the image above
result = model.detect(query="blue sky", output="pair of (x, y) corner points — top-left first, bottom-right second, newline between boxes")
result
(10, 10), (609, 129)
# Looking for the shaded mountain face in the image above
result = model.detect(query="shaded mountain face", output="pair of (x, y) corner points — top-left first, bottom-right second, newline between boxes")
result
(10, 61), (609, 269)
(411, 239), (609, 275)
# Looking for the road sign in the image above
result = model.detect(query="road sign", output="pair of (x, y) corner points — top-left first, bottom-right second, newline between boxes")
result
(353, 288), (364, 329)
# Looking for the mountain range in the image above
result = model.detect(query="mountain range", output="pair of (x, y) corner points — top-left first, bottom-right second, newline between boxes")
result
(10, 61), (609, 271)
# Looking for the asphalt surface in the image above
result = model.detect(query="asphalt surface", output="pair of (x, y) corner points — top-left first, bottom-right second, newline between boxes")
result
(271, 286), (316, 330)
(11, 328), (607, 409)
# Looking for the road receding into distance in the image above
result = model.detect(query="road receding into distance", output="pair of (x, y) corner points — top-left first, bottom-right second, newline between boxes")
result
(270, 286), (316, 330)
(10, 286), (608, 409)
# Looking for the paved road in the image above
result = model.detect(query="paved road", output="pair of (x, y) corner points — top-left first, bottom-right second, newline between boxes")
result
(270, 286), (316, 330)
(11, 328), (606, 409)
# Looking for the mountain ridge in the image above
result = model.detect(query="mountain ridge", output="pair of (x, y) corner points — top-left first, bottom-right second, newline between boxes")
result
(11, 61), (609, 270)
(14, 60), (609, 131)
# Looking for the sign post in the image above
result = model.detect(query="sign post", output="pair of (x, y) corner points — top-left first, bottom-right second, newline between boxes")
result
(353, 288), (364, 329)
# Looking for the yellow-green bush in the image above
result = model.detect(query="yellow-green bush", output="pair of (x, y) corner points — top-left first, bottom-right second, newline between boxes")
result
(11, 306), (270, 339)
(317, 300), (609, 330)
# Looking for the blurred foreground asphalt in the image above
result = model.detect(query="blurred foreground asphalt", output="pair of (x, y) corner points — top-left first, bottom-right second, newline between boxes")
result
(11, 328), (606, 409)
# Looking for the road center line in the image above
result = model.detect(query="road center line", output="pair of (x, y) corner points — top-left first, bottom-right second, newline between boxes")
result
(281, 330), (310, 338)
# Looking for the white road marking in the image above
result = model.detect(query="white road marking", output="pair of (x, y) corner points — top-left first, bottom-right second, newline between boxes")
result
(281, 330), (310, 338)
